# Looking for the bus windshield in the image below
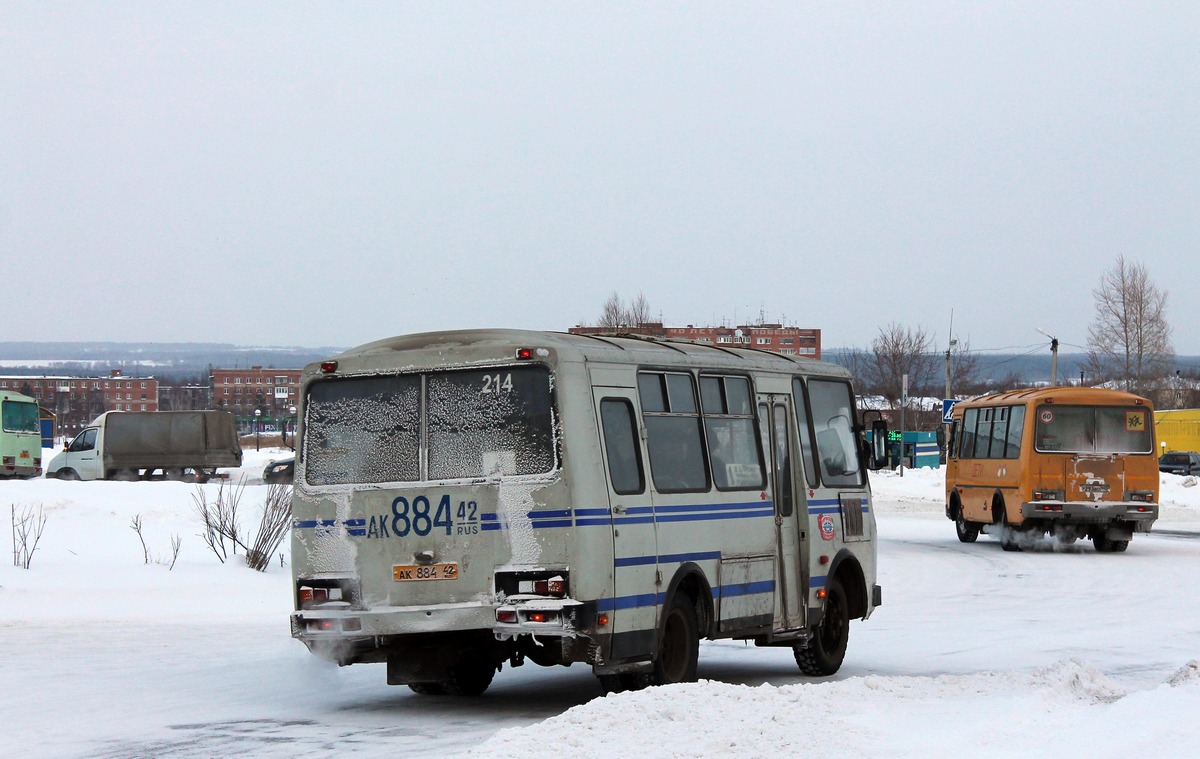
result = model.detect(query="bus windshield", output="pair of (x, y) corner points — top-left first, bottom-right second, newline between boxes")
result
(1033, 405), (1152, 454)
(304, 366), (556, 486)
(2, 400), (39, 434)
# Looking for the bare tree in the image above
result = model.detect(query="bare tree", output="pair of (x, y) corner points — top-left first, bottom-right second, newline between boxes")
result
(1084, 256), (1174, 396)
(946, 338), (982, 397)
(597, 291), (653, 329)
(865, 323), (938, 407)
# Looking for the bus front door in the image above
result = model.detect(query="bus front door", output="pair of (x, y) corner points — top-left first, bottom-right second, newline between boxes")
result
(759, 396), (806, 632)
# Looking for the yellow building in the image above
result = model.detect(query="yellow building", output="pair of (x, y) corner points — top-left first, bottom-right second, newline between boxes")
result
(1154, 409), (1200, 454)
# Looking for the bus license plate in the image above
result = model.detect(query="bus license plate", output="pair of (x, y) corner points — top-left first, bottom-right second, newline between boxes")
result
(393, 563), (459, 582)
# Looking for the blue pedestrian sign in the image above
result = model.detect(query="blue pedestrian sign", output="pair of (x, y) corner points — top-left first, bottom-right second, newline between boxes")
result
(941, 399), (961, 424)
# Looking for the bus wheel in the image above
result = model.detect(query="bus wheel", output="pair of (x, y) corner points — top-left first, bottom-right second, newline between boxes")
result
(997, 505), (1022, 552)
(955, 512), (979, 543)
(407, 682), (446, 696)
(442, 651), (497, 696)
(652, 594), (699, 686)
(795, 576), (849, 676)
(1093, 533), (1129, 553)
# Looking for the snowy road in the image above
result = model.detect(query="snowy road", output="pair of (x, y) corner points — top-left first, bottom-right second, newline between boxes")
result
(5, 479), (1199, 758)
(2, 463), (1200, 758)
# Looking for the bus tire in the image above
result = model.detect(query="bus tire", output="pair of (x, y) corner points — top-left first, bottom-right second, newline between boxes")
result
(795, 576), (849, 676)
(1093, 534), (1129, 553)
(651, 593), (699, 686)
(997, 500), (1021, 552)
(954, 512), (979, 543)
(442, 651), (497, 696)
(407, 682), (446, 696)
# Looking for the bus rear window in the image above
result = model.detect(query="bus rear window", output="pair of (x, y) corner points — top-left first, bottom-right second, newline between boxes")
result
(1, 400), (39, 434)
(1034, 405), (1152, 454)
(304, 367), (555, 486)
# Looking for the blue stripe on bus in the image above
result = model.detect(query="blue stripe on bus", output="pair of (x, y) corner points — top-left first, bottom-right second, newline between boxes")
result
(717, 579), (776, 598)
(596, 579), (776, 612)
(615, 550), (722, 567)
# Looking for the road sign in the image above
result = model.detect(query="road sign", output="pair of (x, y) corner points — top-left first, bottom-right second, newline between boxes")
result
(942, 399), (961, 424)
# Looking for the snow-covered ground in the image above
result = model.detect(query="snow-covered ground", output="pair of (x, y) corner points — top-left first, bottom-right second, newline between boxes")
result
(3, 452), (1199, 758)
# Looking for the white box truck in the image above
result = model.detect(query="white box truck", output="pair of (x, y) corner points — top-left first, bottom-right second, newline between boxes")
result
(46, 411), (242, 481)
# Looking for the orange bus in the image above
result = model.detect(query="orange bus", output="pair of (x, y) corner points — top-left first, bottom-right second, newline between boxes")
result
(945, 386), (1158, 553)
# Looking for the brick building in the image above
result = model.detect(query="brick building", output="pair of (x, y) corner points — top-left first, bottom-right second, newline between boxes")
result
(0, 370), (159, 439)
(210, 366), (302, 425)
(568, 322), (821, 359)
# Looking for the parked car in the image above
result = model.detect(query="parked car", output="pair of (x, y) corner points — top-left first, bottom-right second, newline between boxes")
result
(263, 456), (294, 484)
(1159, 451), (1200, 476)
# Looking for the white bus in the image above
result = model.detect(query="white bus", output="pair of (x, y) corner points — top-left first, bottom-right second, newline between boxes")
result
(290, 329), (882, 695)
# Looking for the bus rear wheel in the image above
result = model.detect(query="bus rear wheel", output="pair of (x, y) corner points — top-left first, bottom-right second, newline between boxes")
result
(997, 503), (1022, 552)
(955, 512), (980, 543)
(651, 594), (699, 686)
(1093, 533), (1129, 553)
(795, 576), (849, 676)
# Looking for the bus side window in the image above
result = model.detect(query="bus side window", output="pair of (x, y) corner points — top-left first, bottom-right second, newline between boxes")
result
(947, 420), (958, 460)
(808, 379), (864, 487)
(700, 375), (765, 491)
(1005, 405), (1025, 458)
(989, 407), (1009, 458)
(973, 408), (993, 459)
(639, 371), (709, 492)
(960, 408), (978, 459)
(600, 399), (645, 495)
(791, 378), (820, 489)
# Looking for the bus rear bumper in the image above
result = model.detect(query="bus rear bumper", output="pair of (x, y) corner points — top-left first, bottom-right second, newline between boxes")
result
(1020, 501), (1158, 530)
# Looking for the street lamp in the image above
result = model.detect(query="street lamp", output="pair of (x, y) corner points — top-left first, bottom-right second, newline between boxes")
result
(288, 405), (297, 451)
(254, 408), (262, 451)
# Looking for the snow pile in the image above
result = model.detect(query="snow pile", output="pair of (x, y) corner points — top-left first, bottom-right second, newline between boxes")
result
(1167, 661), (1200, 687)
(459, 662), (1200, 759)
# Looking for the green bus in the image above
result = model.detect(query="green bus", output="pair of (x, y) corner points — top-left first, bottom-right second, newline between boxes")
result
(1, 391), (43, 479)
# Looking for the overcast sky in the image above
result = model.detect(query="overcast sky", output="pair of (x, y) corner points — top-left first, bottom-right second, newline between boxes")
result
(3, 2), (1198, 355)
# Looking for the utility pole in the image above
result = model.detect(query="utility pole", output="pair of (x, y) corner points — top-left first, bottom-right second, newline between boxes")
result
(1037, 328), (1059, 386)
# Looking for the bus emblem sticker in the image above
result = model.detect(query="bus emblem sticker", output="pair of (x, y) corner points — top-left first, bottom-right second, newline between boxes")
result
(819, 514), (836, 540)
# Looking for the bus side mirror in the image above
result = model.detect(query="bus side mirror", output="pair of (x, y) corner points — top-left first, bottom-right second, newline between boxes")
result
(870, 419), (888, 470)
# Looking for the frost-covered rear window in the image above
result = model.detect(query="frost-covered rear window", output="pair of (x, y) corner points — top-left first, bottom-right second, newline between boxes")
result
(304, 375), (422, 485)
(303, 366), (555, 485)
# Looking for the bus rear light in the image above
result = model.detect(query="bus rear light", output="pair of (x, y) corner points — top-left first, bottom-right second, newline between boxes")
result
(816, 589), (827, 600)
(1129, 492), (1154, 503)
(518, 576), (567, 597)
(305, 618), (336, 632)
(320, 361), (338, 373)
(342, 618), (362, 632)
(526, 611), (558, 624)
(597, 614), (610, 627)
(515, 348), (534, 360)
(1036, 504), (1063, 512)
(496, 609), (518, 623)
(2, 456), (12, 465)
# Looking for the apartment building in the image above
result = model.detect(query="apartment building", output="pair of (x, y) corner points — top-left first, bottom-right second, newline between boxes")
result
(210, 366), (302, 421)
(0, 370), (159, 438)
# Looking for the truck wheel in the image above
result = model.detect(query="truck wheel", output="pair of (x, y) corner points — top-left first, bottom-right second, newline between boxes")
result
(57, 469), (80, 481)
(795, 576), (849, 676)
(651, 593), (700, 686)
